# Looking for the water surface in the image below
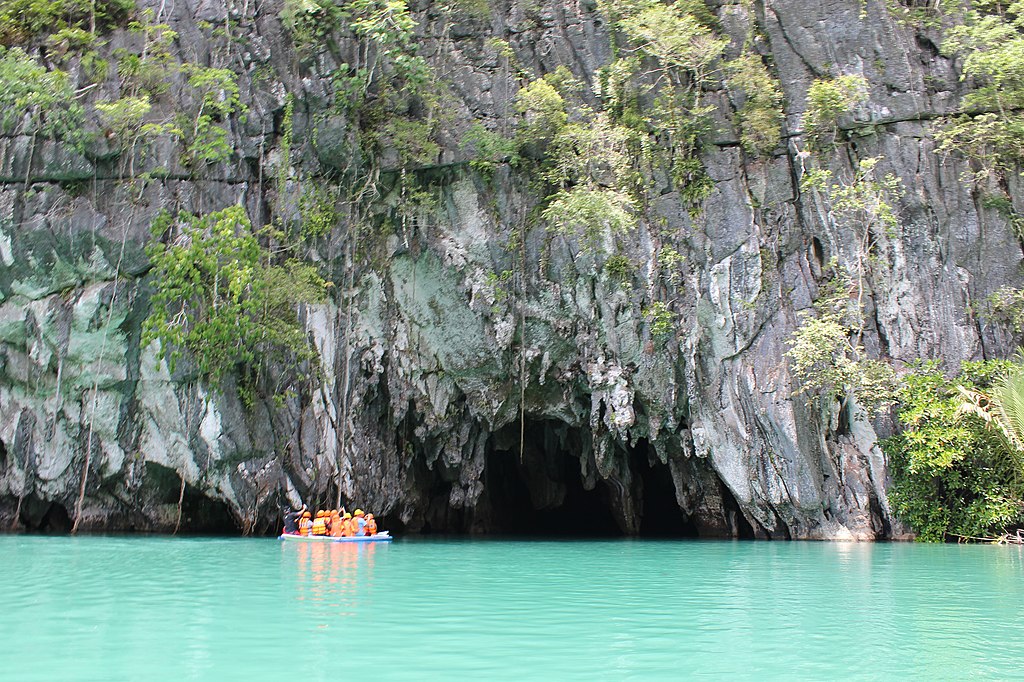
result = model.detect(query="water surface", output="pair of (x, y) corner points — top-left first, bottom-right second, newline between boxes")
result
(1, 536), (1021, 680)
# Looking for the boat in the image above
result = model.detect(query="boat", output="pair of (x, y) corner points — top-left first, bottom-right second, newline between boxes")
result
(279, 531), (393, 543)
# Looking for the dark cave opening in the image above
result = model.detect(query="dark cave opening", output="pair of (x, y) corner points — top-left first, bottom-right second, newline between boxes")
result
(631, 441), (698, 538)
(16, 495), (71, 533)
(144, 463), (239, 534)
(482, 419), (620, 536)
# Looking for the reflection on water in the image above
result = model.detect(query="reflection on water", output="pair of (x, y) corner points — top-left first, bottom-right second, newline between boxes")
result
(292, 542), (380, 617)
(0, 537), (1021, 681)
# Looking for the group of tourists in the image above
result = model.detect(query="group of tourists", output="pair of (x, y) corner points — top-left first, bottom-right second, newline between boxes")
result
(282, 506), (379, 537)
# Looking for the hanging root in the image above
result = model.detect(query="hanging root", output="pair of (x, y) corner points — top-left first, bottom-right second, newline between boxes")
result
(10, 493), (24, 531)
(173, 474), (186, 535)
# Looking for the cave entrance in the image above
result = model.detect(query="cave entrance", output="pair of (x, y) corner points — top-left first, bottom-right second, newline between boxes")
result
(631, 441), (698, 538)
(482, 419), (619, 536)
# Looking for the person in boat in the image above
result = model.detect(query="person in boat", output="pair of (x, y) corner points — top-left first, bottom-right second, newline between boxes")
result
(365, 513), (377, 536)
(340, 512), (354, 537)
(298, 511), (313, 536)
(282, 505), (306, 535)
(329, 509), (344, 537)
(311, 510), (328, 536)
(353, 509), (367, 536)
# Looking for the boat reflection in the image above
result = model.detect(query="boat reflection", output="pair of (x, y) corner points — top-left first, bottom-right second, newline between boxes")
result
(290, 541), (382, 617)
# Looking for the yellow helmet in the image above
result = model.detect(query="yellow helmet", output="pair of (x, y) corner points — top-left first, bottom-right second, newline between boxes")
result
(354, 509), (364, 516)
(343, 513), (352, 519)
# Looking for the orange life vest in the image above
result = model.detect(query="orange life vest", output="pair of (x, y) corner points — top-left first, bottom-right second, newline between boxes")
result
(366, 518), (377, 535)
(311, 517), (327, 535)
(298, 518), (312, 536)
(330, 515), (343, 537)
(341, 518), (355, 537)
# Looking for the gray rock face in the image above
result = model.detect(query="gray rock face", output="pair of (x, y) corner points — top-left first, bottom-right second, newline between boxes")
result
(0, 0), (1019, 538)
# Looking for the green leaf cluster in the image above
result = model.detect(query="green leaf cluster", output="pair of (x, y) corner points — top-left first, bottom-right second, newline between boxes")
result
(116, 17), (178, 96)
(885, 361), (1024, 541)
(0, 47), (85, 146)
(593, 1), (725, 207)
(644, 300), (675, 338)
(103, 15), (244, 169)
(178, 64), (246, 167)
(725, 53), (784, 156)
(511, 71), (643, 250)
(604, 0), (725, 93)
(987, 286), (1024, 333)
(785, 269), (898, 416)
(288, 0), (446, 177)
(142, 206), (326, 387)
(461, 123), (520, 175)
(603, 253), (634, 284)
(0, 0), (134, 43)
(801, 156), (904, 237)
(936, 0), (1024, 178)
(542, 186), (637, 249)
(803, 74), (868, 143)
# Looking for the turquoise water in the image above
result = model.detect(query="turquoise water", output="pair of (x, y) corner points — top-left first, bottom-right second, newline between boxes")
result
(1, 537), (1022, 680)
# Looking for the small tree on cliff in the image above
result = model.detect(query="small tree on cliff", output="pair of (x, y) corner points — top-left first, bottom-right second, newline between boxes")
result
(142, 205), (326, 401)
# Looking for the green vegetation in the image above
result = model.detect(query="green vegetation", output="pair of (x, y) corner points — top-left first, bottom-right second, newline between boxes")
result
(542, 187), (637, 249)
(0, 0), (134, 43)
(179, 64), (247, 167)
(461, 123), (520, 175)
(0, 47), (85, 145)
(644, 301), (675, 338)
(725, 53), (784, 156)
(885, 361), (1024, 541)
(935, 0), (1024, 180)
(802, 157), (903, 238)
(785, 269), (898, 416)
(800, 157), (904, 312)
(657, 245), (685, 285)
(143, 206), (327, 391)
(803, 74), (869, 143)
(603, 254), (634, 283)
(285, 0), (442, 174)
(597, 0), (724, 207)
(988, 286), (1024, 333)
(610, 0), (725, 95)
(117, 16), (178, 96)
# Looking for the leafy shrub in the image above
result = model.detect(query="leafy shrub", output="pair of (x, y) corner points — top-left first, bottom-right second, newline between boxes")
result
(801, 156), (904, 237)
(885, 361), (1024, 541)
(612, 0), (726, 94)
(603, 254), (634, 283)
(988, 286), (1024, 333)
(0, 0), (134, 43)
(644, 301), (675, 338)
(0, 47), (84, 145)
(785, 269), (898, 416)
(461, 123), (520, 174)
(143, 206), (326, 385)
(542, 186), (636, 249)
(803, 74), (869, 141)
(514, 78), (569, 147)
(936, 0), (1024, 180)
(725, 53), (784, 156)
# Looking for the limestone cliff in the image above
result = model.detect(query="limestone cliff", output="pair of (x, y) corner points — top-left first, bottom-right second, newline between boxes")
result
(1, 0), (1020, 538)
